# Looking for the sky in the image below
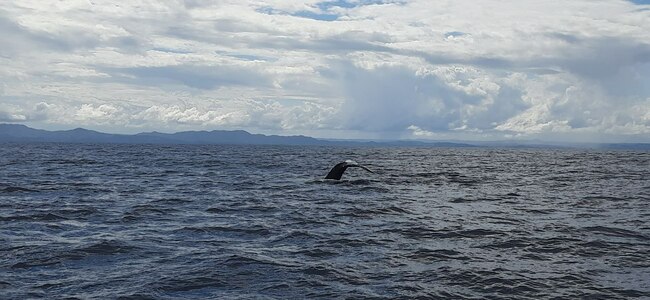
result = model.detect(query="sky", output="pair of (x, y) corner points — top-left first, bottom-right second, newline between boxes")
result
(0, 0), (649, 142)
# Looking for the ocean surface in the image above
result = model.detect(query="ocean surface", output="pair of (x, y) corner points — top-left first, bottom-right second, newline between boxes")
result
(1, 143), (648, 299)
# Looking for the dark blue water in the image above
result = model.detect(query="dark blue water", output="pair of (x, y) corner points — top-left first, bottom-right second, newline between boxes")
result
(1, 143), (648, 299)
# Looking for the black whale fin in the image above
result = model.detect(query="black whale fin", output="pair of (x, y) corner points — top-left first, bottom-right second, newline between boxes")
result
(325, 160), (374, 180)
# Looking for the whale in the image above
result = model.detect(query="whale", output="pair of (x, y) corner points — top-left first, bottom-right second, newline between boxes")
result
(325, 160), (374, 180)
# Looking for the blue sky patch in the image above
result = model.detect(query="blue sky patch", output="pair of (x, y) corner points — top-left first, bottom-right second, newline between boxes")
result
(257, 6), (339, 21)
(317, 0), (358, 10)
(628, 0), (650, 4)
(215, 50), (275, 62)
(229, 54), (274, 62)
(258, 1), (408, 21)
(152, 47), (193, 54)
(292, 10), (340, 21)
(316, 0), (406, 11)
(445, 31), (466, 38)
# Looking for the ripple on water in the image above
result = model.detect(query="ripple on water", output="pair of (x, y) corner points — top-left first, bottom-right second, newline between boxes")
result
(1, 144), (648, 299)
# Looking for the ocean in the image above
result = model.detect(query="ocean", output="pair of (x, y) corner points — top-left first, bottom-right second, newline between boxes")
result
(1, 143), (648, 299)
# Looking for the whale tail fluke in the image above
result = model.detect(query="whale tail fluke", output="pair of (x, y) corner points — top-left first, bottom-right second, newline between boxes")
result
(350, 164), (374, 173)
(325, 160), (374, 180)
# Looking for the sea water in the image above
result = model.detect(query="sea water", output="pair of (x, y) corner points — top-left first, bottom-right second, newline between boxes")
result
(1, 143), (648, 299)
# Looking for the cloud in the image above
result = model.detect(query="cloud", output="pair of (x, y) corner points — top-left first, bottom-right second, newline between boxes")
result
(407, 125), (435, 137)
(0, 101), (52, 122)
(335, 63), (525, 135)
(107, 64), (272, 90)
(75, 104), (121, 121)
(1, 99), (339, 134)
(0, 0), (648, 141)
(0, 110), (27, 122)
(134, 105), (250, 126)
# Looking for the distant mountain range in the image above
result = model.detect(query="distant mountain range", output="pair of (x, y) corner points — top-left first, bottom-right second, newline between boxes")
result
(0, 124), (322, 145)
(0, 124), (648, 149)
(0, 124), (471, 147)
